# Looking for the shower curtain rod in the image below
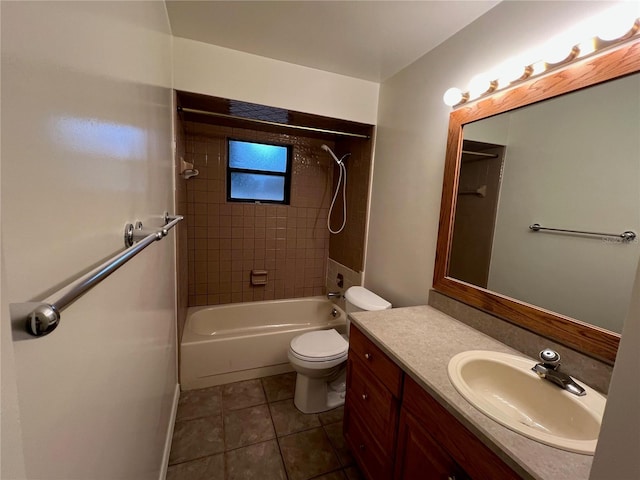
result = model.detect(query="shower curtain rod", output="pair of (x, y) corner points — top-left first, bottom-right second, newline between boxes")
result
(177, 106), (371, 139)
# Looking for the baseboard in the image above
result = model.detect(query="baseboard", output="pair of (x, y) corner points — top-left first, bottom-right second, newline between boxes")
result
(159, 383), (180, 480)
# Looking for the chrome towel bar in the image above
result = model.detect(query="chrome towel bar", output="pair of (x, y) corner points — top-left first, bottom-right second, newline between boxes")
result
(529, 223), (636, 242)
(15, 213), (183, 338)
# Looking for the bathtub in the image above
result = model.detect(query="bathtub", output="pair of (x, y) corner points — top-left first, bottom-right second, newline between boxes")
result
(180, 296), (347, 390)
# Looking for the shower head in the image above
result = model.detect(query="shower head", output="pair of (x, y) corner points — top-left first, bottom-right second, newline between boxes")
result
(321, 144), (346, 165)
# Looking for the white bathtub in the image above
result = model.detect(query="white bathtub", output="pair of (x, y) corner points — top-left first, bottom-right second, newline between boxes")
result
(180, 296), (347, 390)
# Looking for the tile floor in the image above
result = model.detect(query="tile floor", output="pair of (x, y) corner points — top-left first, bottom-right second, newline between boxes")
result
(168, 372), (364, 480)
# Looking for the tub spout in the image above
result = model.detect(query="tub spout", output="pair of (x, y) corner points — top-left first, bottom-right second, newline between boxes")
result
(327, 292), (342, 300)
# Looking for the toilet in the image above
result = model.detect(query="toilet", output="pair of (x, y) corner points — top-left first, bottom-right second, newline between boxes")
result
(288, 286), (391, 413)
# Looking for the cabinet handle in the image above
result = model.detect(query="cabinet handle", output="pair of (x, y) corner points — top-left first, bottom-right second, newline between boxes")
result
(364, 353), (372, 360)
(361, 393), (368, 400)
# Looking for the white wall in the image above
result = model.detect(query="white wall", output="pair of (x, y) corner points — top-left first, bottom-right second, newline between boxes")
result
(173, 36), (380, 124)
(365, 0), (620, 307)
(590, 259), (640, 478)
(1, 2), (176, 479)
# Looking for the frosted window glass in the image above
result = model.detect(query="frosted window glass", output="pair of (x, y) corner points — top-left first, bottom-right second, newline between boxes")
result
(229, 140), (287, 173)
(230, 173), (285, 201)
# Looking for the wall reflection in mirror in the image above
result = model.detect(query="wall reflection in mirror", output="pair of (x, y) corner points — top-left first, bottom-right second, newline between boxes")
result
(449, 72), (640, 334)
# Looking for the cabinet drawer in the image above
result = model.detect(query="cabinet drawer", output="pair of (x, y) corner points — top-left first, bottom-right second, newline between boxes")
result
(349, 324), (403, 396)
(403, 376), (522, 480)
(346, 355), (399, 453)
(344, 408), (394, 480)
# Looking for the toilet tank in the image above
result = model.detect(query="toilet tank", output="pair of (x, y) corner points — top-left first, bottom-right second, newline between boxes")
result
(344, 286), (391, 335)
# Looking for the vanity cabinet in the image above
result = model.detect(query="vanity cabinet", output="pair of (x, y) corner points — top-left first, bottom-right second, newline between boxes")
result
(344, 325), (402, 480)
(345, 324), (522, 480)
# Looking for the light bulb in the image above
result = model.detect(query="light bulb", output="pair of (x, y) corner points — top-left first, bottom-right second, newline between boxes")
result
(542, 37), (578, 64)
(577, 38), (597, 57)
(443, 88), (465, 107)
(530, 61), (546, 76)
(467, 74), (493, 99)
(495, 59), (526, 88)
(598, 18), (637, 41)
(598, 3), (640, 41)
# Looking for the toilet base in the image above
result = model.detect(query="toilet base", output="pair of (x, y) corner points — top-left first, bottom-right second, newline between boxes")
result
(293, 368), (346, 414)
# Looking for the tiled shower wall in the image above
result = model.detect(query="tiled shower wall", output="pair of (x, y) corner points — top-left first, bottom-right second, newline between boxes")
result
(328, 137), (373, 272)
(181, 122), (335, 307)
(325, 259), (364, 311)
(175, 109), (189, 342)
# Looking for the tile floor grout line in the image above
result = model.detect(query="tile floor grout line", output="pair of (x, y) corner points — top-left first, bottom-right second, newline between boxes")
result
(222, 434), (278, 454)
(276, 420), (340, 440)
(174, 412), (221, 425)
(307, 465), (349, 480)
(275, 435), (292, 480)
(321, 423), (351, 472)
(319, 423), (346, 475)
(168, 450), (225, 468)
(262, 377), (291, 480)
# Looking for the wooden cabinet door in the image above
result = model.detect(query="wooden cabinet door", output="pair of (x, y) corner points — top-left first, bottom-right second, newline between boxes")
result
(346, 355), (399, 453)
(402, 377), (521, 480)
(344, 408), (395, 480)
(395, 408), (469, 480)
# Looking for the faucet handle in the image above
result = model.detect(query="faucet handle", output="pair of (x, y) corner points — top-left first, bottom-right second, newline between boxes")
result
(539, 349), (561, 366)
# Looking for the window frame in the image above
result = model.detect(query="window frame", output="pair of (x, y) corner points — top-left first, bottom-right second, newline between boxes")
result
(226, 138), (293, 204)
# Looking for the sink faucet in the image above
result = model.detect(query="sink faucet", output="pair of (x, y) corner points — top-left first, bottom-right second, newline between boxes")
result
(326, 291), (342, 300)
(532, 349), (586, 396)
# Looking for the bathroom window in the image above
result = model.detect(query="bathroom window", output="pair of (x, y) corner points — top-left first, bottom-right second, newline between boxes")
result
(227, 139), (292, 204)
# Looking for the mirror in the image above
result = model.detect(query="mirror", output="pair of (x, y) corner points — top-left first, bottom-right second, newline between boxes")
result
(453, 73), (639, 334)
(434, 40), (640, 363)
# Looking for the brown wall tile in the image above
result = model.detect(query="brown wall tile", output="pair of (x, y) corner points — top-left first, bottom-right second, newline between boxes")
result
(175, 107), (189, 347)
(182, 122), (349, 307)
(328, 136), (374, 272)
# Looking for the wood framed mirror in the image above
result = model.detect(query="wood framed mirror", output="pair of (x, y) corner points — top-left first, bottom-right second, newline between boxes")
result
(434, 39), (640, 364)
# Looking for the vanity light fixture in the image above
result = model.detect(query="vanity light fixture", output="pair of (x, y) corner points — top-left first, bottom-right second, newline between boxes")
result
(443, 5), (640, 107)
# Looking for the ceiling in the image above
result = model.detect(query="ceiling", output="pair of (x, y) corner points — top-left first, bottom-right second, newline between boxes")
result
(165, 1), (500, 83)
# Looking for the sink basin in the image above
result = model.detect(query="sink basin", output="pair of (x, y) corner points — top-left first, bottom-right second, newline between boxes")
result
(447, 350), (606, 455)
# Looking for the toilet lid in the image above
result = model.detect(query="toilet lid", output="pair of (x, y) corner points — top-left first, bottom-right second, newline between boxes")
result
(290, 329), (348, 361)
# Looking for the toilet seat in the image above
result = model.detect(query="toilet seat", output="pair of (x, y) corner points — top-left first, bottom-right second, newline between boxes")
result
(290, 329), (348, 362)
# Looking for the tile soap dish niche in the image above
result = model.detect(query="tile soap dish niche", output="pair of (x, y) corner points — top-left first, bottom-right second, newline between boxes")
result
(180, 157), (199, 180)
(251, 270), (268, 286)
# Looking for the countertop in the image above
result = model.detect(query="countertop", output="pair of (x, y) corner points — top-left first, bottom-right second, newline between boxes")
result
(349, 305), (595, 480)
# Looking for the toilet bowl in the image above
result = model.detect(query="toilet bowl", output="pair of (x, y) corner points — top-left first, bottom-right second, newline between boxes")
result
(288, 286), (391, 413)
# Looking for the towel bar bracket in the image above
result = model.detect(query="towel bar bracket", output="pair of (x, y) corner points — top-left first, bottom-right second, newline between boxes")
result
(124, 221), (163, 248)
